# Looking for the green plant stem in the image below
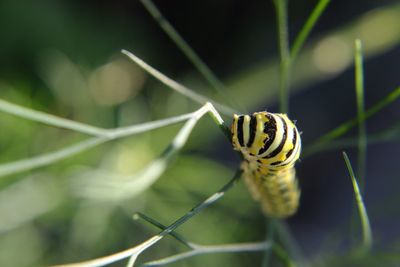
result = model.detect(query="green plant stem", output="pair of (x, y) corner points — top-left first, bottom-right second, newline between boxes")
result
(0, 99), (196, 138)
(342, 152), (373, 252)
(140, 241), (269, 267)
(303, 122), (400, 154)
(272, 244), (297, 267)
(304, 86), (400, 157)
(0, 110), (196, 178)
(275, 222), (305, 267)
(51, 172), (241, 267)
(122, 50), (238, 116)
(354, 39), (367, 192)
(73, 102), (227, 201)
(273, 0), (291, 114)
(0, 101), (228, 179)
(0, 99), (107, 136)
(133, 212), (194, 249)
(290, 0), (330, 61)
(132, 211), (269, 267)
(262, 219), (276, 267)
(140, 0), (242, 111)
(0, 137), (106, 178)
(50, 103), (231, 266)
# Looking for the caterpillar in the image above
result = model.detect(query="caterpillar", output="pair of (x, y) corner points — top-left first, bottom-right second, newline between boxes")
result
(231, 111), (302, 218)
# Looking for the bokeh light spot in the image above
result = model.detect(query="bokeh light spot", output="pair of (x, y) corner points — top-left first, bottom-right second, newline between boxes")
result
(312, 36), (352, 75)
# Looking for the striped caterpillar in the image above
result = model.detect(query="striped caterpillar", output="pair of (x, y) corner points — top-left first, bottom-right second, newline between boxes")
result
(231, 111), (302, 218)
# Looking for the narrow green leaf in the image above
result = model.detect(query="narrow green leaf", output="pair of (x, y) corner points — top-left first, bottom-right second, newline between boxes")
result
(0, 99), (107, 136)
(133, 211), (271, 267)
(304, 86), (400, 157)
(354, 39), (367, 191)
(140, 0), (242, 111)
(51, 172), (242, 267)
(121, 50), (237, 116)
(261, 219), (277, 267)
(140, 241), (269, 267)
(74, 103), (227, 201)
(303, 121), (400, 155)
(342, 152), (373, 252)
(133, 212), (194, 249)
(0, 111), (195, 178)
(290, 0), (330, 61)
(275, 222), (305, 267)
(0, 137), (107, 178)
(272, 244), (297, 267)
(273, 0), (291, 113)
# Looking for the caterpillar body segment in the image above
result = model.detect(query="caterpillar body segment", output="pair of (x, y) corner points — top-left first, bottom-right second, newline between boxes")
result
(242, 160), (300, 218)
(231, 111), (302, 218)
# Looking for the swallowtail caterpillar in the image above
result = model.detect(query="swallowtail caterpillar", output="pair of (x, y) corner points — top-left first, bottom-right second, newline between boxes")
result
(231, 111), (301, 218)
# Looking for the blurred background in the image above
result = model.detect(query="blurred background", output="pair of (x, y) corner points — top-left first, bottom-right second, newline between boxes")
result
(0, 0), (399, 266)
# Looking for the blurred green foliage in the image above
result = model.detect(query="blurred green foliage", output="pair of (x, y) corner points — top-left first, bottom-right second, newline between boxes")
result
(0, 0), (399, 266)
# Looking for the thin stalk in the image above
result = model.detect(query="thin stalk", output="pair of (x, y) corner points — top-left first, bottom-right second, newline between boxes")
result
(0, 99), (107, 136)
(51, 172), (241, 267)
(275, 222), (305, 267)
(262, 219), (276, 267)
(132, 212), (194, 249)
(140, 241), (269, 267)
(0, 99), (195, 138)
(342, 152), (373, 252)
(133, 211), (269, 267)
(0, 111), (195, 178)
(0, 102), (227, 179)
(98, 102), (226, 200)
(121, 50), (237, 116)
(354, 39), (367, 192)
(304, 86), (400, 157)
(273, 0), (291, 114)
(272, 244), (297, 267)
(290, 0), (330, 61)
(0, 137), (106, 178)
(302, 121), (400, 155)
(140, 0), (242, 111)
(50, 103), (231, 266)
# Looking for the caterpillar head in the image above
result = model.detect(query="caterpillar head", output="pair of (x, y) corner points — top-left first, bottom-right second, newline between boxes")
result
(231, 111), (301, 168)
